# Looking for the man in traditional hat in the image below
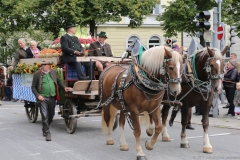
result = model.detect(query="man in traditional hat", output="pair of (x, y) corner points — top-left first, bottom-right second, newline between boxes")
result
(31, 60), (71, 141)
(60, 23), (91, 80)
(88, 31), (113, 71)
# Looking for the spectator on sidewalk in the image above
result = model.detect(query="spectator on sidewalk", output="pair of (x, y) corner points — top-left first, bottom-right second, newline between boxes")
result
(4, 67), (13, 101)
(223, 60), (239, 117)
(223, 53), (239, 108)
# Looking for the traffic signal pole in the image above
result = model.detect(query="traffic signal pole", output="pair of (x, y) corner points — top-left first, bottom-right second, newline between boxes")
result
(218, 0), (225, 52)
(213, 7), (218, 49)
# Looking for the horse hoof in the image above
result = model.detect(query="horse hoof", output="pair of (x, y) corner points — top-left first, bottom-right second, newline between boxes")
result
(145, 141), (153, 150)
(146, 129), (152, 137)
(169, 120), (173, 127)
(180, 143), (190, 148)
(137, 156), (147, 160)
(203, 148), (213, 154)
(162, 137), (171, 142)
(106, 140), (114, 145)
(120, 144), (129, 151)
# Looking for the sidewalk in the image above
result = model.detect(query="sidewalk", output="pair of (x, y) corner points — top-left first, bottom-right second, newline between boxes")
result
(173, 101), (240, 130)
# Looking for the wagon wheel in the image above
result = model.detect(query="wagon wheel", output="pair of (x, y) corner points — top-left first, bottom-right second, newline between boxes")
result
(25, 102), (38, 123)
(113, 113), (119, 131)
(63, 99), (77, 134)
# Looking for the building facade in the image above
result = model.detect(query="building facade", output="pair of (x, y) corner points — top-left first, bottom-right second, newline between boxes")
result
(97, 0), (181, 56)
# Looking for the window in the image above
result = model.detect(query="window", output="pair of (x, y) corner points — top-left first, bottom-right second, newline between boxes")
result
(148, 36), (161, 48)
(152, 4), (162, 15)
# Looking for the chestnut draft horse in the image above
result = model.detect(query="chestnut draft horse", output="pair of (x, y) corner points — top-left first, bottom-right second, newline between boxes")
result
(99, 43), (183, 160)
(145, 46), (227, 154)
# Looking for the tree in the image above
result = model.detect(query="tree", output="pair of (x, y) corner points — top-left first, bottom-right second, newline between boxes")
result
(0, 0), (159, 38)
(157, 0), (238, 39)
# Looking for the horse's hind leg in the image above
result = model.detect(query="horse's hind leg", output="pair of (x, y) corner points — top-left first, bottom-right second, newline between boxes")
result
(145, 107), (162, 150)
(180, 107), (190, 148)
(119, 110), (129, 151)
(102, 104), (117, 145)
(202, 104), (213, 153)
(161, 105), (171, 142)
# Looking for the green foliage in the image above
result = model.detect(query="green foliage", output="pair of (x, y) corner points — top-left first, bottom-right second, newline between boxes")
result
(157, 0), (239, 37)
(0, 0), (159, 38)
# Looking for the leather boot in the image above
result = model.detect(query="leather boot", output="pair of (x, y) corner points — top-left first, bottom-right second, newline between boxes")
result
(46, 133), (51, 141)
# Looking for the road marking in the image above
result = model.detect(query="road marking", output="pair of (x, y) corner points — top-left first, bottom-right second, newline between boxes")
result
(0, 128), (12, 131)
(29, 153), (41, 156)
(209, 133), (231, 136)
(0, 108), (25, 111)
(53, 150), (70, 153)
(187, 133), (231, 139)
(92, 120), (101, 122)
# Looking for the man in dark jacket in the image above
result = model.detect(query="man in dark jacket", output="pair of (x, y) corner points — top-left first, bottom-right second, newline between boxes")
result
(11, 38), (29, 68)
(60, 24), (91, 80)
(88, 31), (113, 71)
(31, 60), (71, 141)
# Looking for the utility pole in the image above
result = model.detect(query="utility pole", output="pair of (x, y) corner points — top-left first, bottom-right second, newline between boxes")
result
(212, 1), (222, 118)
(218, 0), (225, 52)
(212, 7), (218, 49)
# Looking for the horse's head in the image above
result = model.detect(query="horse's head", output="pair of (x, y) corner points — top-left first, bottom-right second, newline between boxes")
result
(142, 46), (183, 96)
(163, 47), (183, 96)
(205, 46), (228, 92)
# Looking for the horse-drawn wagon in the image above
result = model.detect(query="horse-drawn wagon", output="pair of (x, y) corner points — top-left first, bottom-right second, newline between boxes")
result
(12, 56), (124, 133)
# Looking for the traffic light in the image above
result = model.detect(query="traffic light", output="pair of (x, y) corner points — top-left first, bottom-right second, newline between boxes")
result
(224, 24), (236, 47)
(196, 10), (213, 31)
(166, 39), (177, 48)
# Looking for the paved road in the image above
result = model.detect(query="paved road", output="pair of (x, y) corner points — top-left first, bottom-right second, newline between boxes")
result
(0, 101), (240, 160)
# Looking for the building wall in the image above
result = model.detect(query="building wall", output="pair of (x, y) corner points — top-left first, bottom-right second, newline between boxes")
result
(97, 25), (181, 56)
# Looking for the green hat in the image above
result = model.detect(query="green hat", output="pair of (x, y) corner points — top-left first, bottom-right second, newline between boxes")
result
(97, 31), (108, 38)
(64, 23), (76, 30)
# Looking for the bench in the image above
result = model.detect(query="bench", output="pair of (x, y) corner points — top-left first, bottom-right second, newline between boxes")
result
(72, 80), (99, 95)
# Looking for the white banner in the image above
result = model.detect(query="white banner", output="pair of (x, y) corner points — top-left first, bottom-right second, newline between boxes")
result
(21, 74), (33, 87)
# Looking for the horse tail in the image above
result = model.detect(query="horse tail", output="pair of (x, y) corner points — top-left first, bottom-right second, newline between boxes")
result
(139, 111), (150, 127)
(101, 104), (118, 134)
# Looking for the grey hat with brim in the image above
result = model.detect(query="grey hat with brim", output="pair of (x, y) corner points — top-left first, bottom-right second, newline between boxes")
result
(229, 60), (237, 68)
(41, 60), (52, 65)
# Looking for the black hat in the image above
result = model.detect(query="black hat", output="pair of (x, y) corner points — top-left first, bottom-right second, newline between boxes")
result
(64, 23), (76, 30)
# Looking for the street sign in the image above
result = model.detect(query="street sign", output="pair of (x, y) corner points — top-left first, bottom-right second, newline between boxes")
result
(217, 26), (223, 40)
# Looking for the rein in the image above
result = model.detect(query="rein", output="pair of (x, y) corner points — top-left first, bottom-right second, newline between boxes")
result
(181, 50), (223, 101)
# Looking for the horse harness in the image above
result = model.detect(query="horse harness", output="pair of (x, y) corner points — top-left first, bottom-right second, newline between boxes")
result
(175, 50), (224, 104)
(97, 52), (180, 130)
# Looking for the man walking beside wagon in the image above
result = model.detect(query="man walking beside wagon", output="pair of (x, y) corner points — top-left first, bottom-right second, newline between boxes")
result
(31, 60), (71, 141)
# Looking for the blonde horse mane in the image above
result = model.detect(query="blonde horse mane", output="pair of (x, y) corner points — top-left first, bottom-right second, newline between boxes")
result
(142, 46), (182, 75)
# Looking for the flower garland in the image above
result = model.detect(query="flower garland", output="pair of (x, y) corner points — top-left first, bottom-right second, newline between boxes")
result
(10, 63), (58, 74)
